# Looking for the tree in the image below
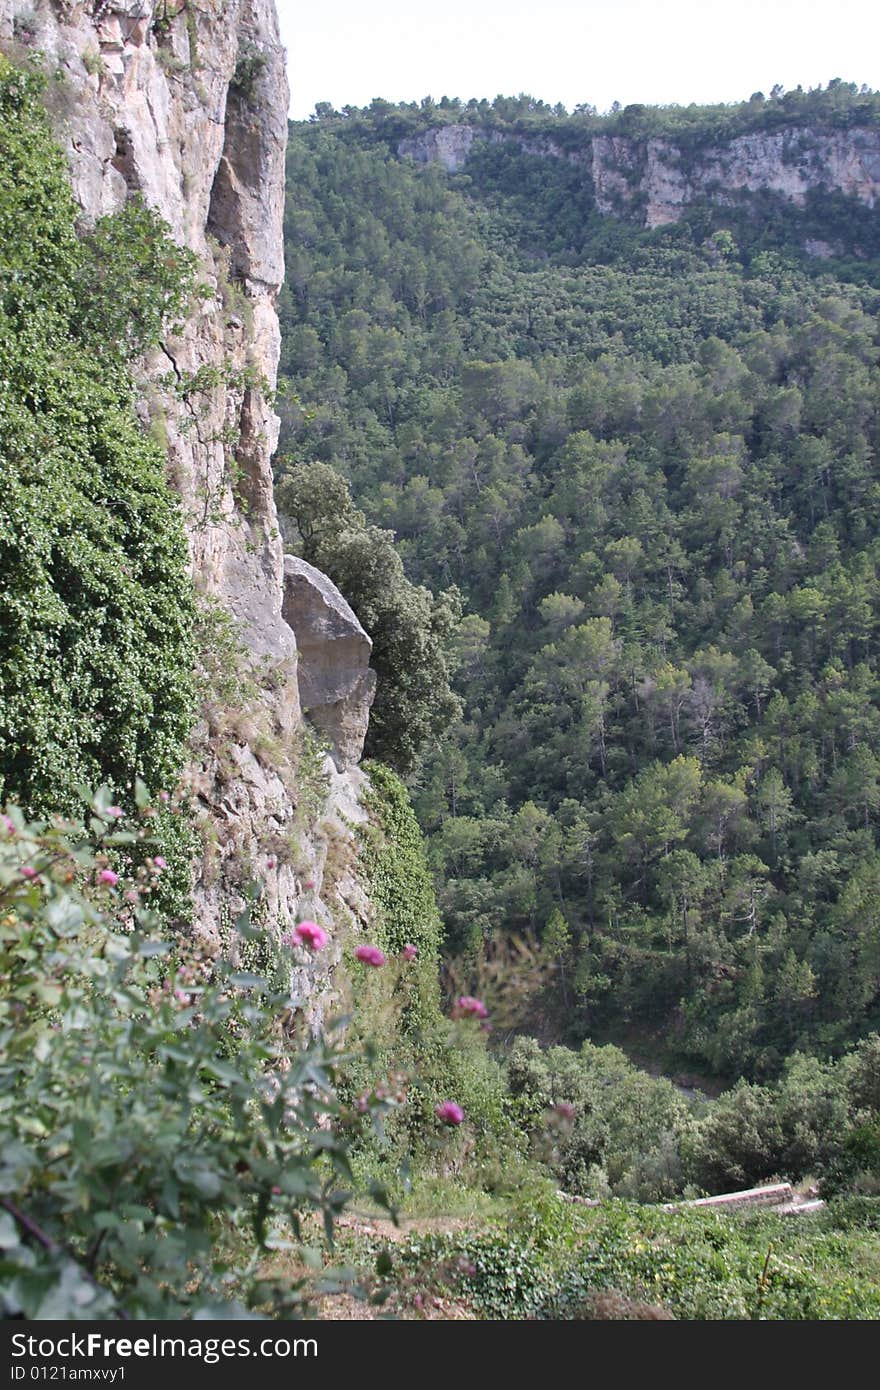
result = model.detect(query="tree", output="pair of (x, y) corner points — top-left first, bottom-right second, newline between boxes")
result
(755, 769), (794, 866)
(544, 907), (573, 1008)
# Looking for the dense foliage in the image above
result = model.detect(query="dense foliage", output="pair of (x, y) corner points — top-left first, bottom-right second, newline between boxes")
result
(280, 90), (880, 1078)
(306, 79), (880, 146)
(0, 798), (394, 1318)
(507, 1033), (880, 1201)
(352, 1192), (880, 1320)
(0, 60), (196, 823)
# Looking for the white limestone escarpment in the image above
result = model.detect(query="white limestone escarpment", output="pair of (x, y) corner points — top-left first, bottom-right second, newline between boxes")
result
(399, 121), (880, 235)
(0, 1), (376, 1015)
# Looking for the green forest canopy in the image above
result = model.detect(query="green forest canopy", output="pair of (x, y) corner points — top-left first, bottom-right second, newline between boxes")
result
(278, 87), (880, 1080)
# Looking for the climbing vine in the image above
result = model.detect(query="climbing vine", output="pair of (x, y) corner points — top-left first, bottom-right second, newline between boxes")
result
(0, 59), (197, 879)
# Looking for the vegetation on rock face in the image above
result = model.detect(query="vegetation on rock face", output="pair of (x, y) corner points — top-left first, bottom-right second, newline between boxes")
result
(280, 92), (880, 1079)
(338, 760), (516, 1184)
(0, 797), (396, 1319)
(0, 61), (197, 833)
(359, 761), (444, 994)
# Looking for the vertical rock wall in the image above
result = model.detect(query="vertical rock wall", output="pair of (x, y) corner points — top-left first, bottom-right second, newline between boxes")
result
(398, 122), (880, 235)
(0, 0), (374, 1017)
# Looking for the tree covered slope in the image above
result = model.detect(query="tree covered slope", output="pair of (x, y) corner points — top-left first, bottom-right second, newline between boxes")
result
(278, 87), (880, 1078)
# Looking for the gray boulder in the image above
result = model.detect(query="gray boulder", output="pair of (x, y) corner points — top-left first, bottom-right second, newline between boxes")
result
(282, 556), (376, 770)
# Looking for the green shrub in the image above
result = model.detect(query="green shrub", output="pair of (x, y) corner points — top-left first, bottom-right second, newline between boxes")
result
(507, 1035), (692, 1201)
(398, 1230), (552, 1318)
(0, 799), (393, 1318)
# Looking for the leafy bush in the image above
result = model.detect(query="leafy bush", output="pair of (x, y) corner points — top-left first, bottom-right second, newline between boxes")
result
(507, 1035), (692, 1201)
(0, 799), (392, 1318)
(544, 1201), (880, 1320)
(398, 1230), (552, 1318)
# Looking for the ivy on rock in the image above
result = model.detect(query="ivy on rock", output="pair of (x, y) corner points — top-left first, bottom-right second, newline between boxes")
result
(0, 60), (197, 831)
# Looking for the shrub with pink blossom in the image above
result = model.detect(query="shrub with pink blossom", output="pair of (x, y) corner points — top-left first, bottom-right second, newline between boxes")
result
(284, 920), (328, 952)
(355, 943), (386, 967)
(435, 1100), (464, 1126)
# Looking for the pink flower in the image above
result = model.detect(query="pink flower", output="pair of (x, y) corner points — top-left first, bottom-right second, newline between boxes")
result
(153, 856), (167, 870)
(158, 791), (170, 803)
(303, 879), (316, 890)
(401, 943), (418, 961)
(288, 920), (328, 952)
(1, 814), (14, 835)
(554, 1101), (576, 1121)
(106, 806), (123, 820)
(20, 866), (38, 880)
(266, 855), (276, 869)
(435, 1100), (464, 1126)
(98, 869), (119, 887)
(355, 944), (386, 967)
(456, 995), (488, 1020)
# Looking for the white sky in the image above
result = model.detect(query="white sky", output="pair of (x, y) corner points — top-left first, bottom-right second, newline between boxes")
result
(276, 0), (880, 120)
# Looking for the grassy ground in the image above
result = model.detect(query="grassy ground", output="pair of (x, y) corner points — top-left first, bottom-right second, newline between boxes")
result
(266, 1184), (880, 1320)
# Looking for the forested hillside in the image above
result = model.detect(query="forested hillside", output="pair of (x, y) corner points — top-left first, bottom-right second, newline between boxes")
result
(278, 86), (880, 1080)
(3, 24), (880, 1316)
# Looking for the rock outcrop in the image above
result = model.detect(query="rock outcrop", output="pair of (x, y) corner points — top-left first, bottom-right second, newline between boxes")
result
(282, 556), (376, 772)
(0, 0), (376, 1016)
(399, 123), (478, 172)
(399, 122), (880, 231)
(591, 127), (880, 229)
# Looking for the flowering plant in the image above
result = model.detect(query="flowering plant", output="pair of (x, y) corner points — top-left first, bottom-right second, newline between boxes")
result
(0, 791), (393, 1319)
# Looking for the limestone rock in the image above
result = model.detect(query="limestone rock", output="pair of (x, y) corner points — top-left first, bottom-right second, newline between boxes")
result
(282, 556), (376, 771)
(0, 0), (375, 1026)
(398, 122), (880, 232)
(399, 123), (477, 172)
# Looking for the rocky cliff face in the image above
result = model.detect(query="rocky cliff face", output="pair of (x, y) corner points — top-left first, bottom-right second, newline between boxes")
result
(400, 122), (880, 233)
(591, 127), (880, 229)
(399, 123), (479, 173)
(0, 0), (375, 1016)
